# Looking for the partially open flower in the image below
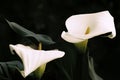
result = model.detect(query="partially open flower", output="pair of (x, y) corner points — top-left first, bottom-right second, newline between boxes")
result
(61, 11), (116, 43)
(9, 44), (65, 78)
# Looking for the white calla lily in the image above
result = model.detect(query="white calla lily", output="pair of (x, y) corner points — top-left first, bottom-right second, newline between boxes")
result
(61, 11), (116, 80)
(9, 44), (65, 78)
(61, 11), (116, 43)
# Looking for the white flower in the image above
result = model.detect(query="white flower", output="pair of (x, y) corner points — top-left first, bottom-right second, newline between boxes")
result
(61, 11), (116, 43)
(9, 44), (65, 78)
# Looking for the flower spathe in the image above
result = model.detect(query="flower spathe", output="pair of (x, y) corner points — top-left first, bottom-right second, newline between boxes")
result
(9, 44), (65, 78)
(61, 11), (116, 43)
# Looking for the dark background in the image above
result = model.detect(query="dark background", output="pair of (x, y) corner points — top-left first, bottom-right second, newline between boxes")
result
(0, 0), (120, 80)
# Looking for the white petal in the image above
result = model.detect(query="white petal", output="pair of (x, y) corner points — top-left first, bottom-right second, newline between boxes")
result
(61, 11), (116, 43)
(61, 31), (85, 43)
(9, 44), (65, 77)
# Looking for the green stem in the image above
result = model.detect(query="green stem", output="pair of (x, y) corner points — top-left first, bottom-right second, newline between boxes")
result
(74, 40), (102, 80)
(34, 43), (46, 79)
(74, 40), (88, 53)
(74, 27), (89, 53)
(34, 64), (46, 79)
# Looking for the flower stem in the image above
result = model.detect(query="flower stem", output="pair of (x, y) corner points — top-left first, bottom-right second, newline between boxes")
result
(34, 63), (46, 79)
(74, 27), (89, 53)
(74, 40), (103, 80)
(34, 43), (46, 79)
(74, 40), (88, 53)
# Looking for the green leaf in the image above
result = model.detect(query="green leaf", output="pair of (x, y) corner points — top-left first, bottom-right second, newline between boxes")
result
(0, 61), (39, 80)
(0, 61), (23, 80)
(6, 20), (55, 45)
(88, 56), (103, 80)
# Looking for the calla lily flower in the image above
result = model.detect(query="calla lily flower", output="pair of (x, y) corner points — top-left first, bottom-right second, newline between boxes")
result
(9, 44), (65, 78)
(61, 11), (116, 43)
(61, 11), (116, 80)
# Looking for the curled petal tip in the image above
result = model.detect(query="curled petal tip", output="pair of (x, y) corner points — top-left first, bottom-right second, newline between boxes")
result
(9, 44), (16, 54)
(61, 31), (85, 43)
(57, 51), (65, 58)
